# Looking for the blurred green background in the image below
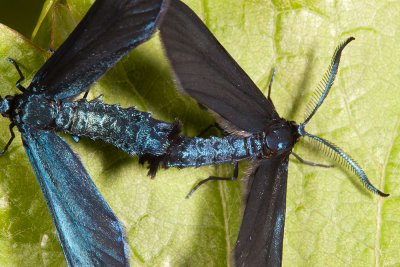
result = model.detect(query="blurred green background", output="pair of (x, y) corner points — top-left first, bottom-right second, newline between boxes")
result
(0, 0), (45, 37)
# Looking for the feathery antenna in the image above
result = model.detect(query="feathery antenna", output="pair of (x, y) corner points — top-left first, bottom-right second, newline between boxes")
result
(297, 37), (389, 197)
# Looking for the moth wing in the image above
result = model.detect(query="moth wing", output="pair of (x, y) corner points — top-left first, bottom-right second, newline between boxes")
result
(22, 128), (129, 266)
(160, 0), (279, 132)
(30, 0), (170, 100)
(234, 156), (288, 267)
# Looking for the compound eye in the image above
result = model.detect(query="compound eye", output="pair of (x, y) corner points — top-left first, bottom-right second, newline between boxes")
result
(265, 128), (292, 153)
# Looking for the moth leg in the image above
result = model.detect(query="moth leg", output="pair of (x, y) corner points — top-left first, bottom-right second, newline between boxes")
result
(6, 58), (27, 93)
(0, 124), (15, 156)
(82, 90), (90, 100)
(186, 162), (239, 198)
(291, 152), (333, 168)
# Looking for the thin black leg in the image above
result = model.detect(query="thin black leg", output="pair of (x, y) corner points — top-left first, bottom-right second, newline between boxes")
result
(186, 162), (239, 198)
(6, 58), (27, 93)
(83, 90), (90, 99)
(0, 124), (15, 156)
(291, 152), (334, 168)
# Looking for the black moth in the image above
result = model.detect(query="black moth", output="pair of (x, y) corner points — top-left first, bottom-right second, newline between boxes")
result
(142, 0), (389, 266)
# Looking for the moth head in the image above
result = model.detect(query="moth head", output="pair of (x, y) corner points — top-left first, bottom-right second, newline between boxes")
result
(264, 120), (299, 155)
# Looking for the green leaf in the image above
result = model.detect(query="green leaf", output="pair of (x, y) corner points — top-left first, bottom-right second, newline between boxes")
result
(0, 0), (399, 266)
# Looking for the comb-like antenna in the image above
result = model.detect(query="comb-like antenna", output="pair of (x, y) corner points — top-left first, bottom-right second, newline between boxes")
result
(301, 37), (355, 128)
(297, 37), (389, 197)
(301, 131), (389, 197)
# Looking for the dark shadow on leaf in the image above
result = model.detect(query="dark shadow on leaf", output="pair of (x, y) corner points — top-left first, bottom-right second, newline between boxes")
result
(286, 49), (315, 121)
(122, 48), (216, 135)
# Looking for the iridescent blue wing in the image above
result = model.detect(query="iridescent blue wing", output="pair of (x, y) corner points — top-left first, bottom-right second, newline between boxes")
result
(29, 0), (170, 100)
(21, 128), (129, 266)
(160, 0), (279, 132)
(234, 156), (288, 267)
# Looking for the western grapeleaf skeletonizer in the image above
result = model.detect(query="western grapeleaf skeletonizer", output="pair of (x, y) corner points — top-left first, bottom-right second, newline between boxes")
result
(143, 1), (389, 266)
(0, 0), (171, 265)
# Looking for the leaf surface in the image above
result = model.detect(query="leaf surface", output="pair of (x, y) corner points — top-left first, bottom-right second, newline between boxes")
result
(0, 0), (399, 266)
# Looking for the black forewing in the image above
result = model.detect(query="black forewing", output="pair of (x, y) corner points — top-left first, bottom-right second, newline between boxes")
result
(234, 156), (289, 267)
(22, 128), (129, 266)
(159, 0), (279, 132)
(29, 0), (170, 100)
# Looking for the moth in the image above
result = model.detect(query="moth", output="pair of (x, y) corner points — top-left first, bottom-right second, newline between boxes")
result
(0, 0), (171, 265)
(147, 0), (388, 266)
